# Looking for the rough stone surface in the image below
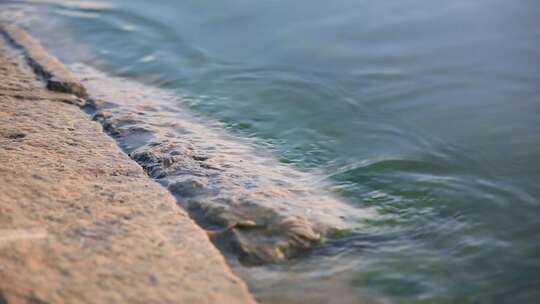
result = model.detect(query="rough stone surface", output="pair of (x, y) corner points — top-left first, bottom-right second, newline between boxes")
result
(0, 32), (256, 304)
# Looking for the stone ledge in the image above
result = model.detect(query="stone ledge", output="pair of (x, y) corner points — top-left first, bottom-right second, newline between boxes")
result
(0, 27), (256, 304)
(1, 25), (88, 98)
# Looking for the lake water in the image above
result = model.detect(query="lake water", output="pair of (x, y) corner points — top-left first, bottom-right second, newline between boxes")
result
(2, 0), (540, 303)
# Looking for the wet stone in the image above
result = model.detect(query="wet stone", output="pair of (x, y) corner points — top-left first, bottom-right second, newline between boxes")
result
(168, 177), (209, 198)
(71, 55), (369, 266)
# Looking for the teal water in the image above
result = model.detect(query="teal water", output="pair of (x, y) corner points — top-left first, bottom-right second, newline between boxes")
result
(2, 0), (540, 303)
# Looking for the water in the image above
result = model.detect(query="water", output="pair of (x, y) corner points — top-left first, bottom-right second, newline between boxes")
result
(2, 0), (540, 303)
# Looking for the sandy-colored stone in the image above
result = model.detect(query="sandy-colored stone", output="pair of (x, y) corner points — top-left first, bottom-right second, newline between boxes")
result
(0, 31), (256, 304)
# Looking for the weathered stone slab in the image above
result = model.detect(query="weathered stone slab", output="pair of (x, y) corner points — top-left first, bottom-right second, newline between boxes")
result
(0, 30), (256, 304)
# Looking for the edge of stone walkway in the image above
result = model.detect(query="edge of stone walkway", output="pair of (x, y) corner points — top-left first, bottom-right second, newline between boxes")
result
(0, 25), (256, 304)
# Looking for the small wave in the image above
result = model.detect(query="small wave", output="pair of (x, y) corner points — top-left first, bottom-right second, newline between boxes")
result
(71, 63), (374, 265)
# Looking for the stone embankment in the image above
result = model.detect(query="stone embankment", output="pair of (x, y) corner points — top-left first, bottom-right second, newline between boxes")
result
(0, 26), (256, 304)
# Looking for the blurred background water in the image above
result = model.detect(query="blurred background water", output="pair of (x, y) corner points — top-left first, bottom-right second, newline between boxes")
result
(2, 0), (540, 303)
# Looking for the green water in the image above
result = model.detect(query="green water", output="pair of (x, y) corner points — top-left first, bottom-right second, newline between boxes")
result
(3, 0), (540, 302)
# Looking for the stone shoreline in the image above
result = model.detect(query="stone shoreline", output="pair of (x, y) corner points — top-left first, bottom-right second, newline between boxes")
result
(0, 26), (256, 304)
(1, 24), (367, 268)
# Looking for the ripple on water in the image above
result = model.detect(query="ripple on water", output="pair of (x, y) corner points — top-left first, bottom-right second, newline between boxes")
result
(73, 63), (375, 266)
